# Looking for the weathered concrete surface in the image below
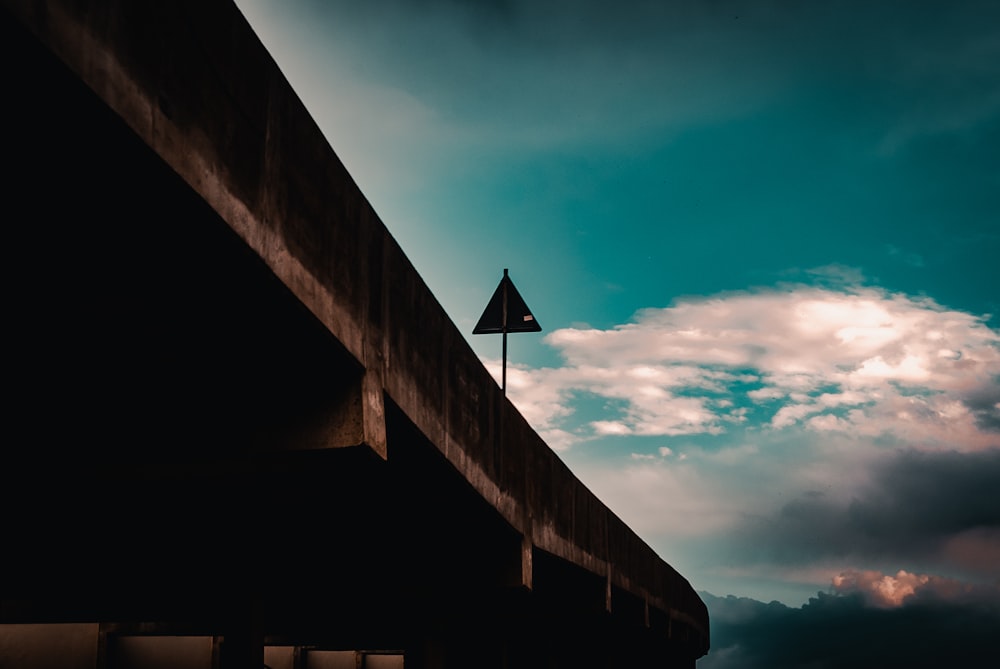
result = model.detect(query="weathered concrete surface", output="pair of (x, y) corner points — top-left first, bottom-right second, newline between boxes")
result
(1, 0), (708, 665)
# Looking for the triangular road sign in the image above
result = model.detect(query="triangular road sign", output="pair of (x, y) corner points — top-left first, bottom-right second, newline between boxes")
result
(473, 269), (542, 334)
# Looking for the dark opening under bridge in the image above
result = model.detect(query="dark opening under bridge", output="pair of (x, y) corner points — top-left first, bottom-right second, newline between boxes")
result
(0, 1), (709, 667)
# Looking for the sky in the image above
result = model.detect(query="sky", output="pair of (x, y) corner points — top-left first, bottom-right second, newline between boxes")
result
(232, 0), (1000, 663)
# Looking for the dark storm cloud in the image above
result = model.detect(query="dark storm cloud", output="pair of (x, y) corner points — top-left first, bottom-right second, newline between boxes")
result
(698, 589), (1000, 669)
(844, 449), (1000, 546)
(736, 449), (1000, 575)
(962, 382), (1000, 432)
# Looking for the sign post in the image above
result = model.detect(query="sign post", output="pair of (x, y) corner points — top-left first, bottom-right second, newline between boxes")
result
(472, 268), (542, 395)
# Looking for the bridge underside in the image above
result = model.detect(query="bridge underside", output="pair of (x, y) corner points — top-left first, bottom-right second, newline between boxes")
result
(1, 9), (700, 668)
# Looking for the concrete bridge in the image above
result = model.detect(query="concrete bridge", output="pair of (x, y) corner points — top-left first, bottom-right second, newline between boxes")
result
(0, 1), (709, 667)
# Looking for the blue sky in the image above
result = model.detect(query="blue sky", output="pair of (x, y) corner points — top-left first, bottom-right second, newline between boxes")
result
(233, 0), (999, 660)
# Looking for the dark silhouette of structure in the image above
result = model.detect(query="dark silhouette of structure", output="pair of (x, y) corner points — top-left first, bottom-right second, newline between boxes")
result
(0, 1), (709, 667)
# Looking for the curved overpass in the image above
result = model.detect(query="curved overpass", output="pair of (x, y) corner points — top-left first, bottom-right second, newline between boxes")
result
(0, 1), (709, 666)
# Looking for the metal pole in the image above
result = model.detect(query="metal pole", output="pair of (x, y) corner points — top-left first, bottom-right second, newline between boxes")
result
(501, 268), (509, 395)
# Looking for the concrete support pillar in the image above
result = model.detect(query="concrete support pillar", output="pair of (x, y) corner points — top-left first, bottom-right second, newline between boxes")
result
(521, 534), (534, 590)
(361, 368), (387, 459)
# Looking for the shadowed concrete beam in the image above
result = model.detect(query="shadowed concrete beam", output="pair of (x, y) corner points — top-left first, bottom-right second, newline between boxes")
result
(259, 369), (386, 459)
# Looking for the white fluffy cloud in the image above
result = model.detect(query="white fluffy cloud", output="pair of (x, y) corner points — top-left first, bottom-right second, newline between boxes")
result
(495, 284), (1000, 451)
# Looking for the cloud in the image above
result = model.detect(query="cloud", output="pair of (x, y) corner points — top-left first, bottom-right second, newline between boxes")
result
(568, 449), (758, 541)
(499, 283), (1000, 451)
(545, 395), (1000, 610)
(830, 568), (996, 608)
(487, 283), (1000, 603)
(482, 359), (576, 450)
(736, 448), (1000, 580)
(698, 584), (1000, 669)
(962, 383), (1000, 431)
